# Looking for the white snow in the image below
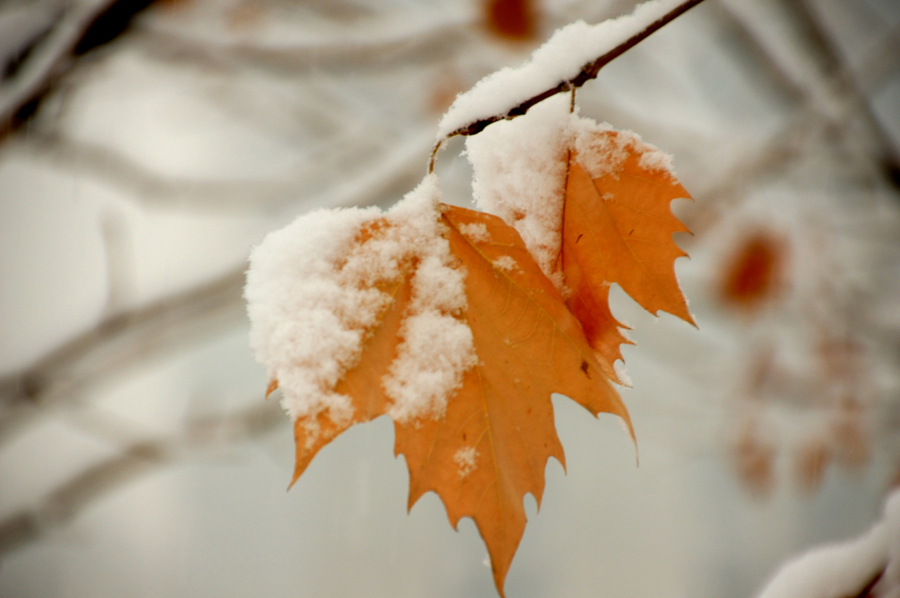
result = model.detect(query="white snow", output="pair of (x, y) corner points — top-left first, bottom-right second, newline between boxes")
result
(492, 256), (518, 272)
(245, 175), (478, 431)
(467, 95), (677, 293)
(875, 491), (900, 597)
(457, 222), (491, 243)
(573, 118), (676, 181)
(755, 489), (900, 598)
(466, 94), (572, 287)
(437, 0), (686, 139)
(613, 362), (633, 388)
(454, 446), (479, 478)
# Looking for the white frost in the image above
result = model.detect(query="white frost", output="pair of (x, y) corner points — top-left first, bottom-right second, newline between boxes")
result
(438, 0), (687, 140)
(245, 174), (478, 430)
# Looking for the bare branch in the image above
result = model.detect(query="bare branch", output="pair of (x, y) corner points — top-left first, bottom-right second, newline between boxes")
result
(792, 0), (900, 169)
(24, 128), (432, 213)
(138, 13), (469, 76)
(0, 399), (285, 557)
(0, 0), (126, 138)
(0, 269), (247, 442)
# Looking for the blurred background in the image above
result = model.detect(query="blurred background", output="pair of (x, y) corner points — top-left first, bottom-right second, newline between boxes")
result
(1, 0), (899, 596)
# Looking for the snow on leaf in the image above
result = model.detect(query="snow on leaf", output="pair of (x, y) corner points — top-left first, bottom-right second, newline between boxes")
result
(247, 101), (693, 598)
(467, 102), (694, 383)
(246, 180), (633, 596)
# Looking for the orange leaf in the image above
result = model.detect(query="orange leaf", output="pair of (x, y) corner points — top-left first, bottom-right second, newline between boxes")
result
(277, 202), (631, 596)
(718, 230), (787, 312)
(290, 274), (412, 485)
(560, 130), (694, 378)
(396, 205), (629, 594)
(250, 122), (695, 596)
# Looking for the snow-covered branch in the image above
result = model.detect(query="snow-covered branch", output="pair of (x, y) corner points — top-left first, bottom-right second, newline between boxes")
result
(755, 489), (900, 598)
(435, 0), (706, 141)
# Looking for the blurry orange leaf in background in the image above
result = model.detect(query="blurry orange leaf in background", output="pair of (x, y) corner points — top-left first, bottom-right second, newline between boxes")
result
(485, 0), (538, 41)
(719, 231), (787, 312)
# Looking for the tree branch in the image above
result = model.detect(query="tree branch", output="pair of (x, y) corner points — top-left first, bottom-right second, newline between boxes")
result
(0, 399), (285, 558)
(0, 269), (247, 443)
(0, 0), (152, 139)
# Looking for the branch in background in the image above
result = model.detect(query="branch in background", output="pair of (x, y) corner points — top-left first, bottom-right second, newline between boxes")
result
(753, 488), (899, 598)
(792, 0), (900, 184)
(25, 128), (432, 213)
(720, 0), (900, 188)
(0, 269), (247, 443)
(0, 0), (153, 139)
(139, 10), (468, 74)
(0, 399), (285, 558)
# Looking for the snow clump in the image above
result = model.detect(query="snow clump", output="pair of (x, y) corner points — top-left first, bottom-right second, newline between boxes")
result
(245, 175), (477, 433)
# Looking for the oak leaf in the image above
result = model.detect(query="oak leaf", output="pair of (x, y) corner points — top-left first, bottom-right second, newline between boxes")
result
(280, 200), (630, 596)
(246, 121), (694, 597)
(559, 128), (695, 379)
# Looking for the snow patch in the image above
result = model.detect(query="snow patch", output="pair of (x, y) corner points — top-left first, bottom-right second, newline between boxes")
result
(492, 255), (518, 272)
(755, 489), (900, 598)
(454, 446), (479, 478)
(245, 204), (384, 424)
(573, 119), (676, 181)
(458, 222), (490, 243)
(467, 94), (572, 284)
(613, 361), (632, 387)
(246, 175), (478, 431)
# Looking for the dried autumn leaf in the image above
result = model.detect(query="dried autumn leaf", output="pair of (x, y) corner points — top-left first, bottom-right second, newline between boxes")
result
(269, 194), (631, 596)
(466, 105), (695, 384)
(561, 127), (695, 378)
(248, 106), (696, 595)
(399, 205), (629, 593)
